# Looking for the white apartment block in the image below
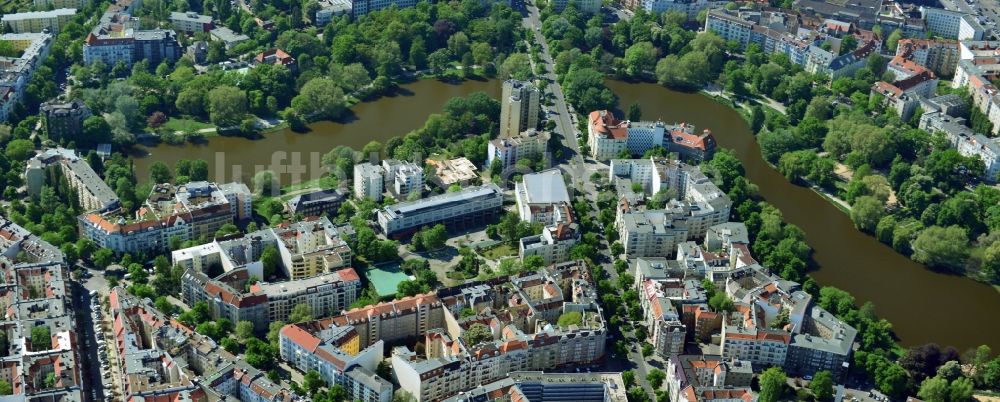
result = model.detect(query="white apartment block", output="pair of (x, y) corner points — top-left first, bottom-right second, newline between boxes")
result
(25, 147), (120, 214)
(921, 7), (984, 41)
(920, 111), (1000, 182)
(350, 0), (417, 17)
(382, 159), (423, 200)
(488, 128), (547, 170)
(639, 0), (723, 19)
(589, 110), (716, 161)
(168, 11), (212, 33)
(519, 222), (578, 265)
(500, 79), (540, 138)
(353, 162), (384, 202)
(33, 0), (88, 9)
(640, 279), (686, 357)
(1, 9), (76, 34)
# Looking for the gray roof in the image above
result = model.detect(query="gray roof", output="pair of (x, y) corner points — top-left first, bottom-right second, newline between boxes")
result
(521, 169), (570, 204)
(384, 183), (502, 217)
(790, 306), (857, 357)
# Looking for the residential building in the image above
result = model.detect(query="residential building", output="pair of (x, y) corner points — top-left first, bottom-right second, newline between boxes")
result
(807, 38), (880, 78)
(1, 9), (76, 34)
(488, 128), (547, 171)
(640, 278), (686, 356)
(33, 0), (88, 9)
(637, 0), (724, 20)
(350, 0), (417, 18)
(0, 217), (87, 402)
(665, 355), (755, 402)
(353, 162), (384, 201)
(614, 160), (731, 258)
(440, 372), (628, 402)
(515, 169), (571, 225)
(720, 265), (856, 376)
(255, 48), (297, 71)
(79, 181), (251, 254)
(0, 32), (52, 121)
(169, 11), (213, 33)
(25, 147), (120, 214)
(174, 216), (353, 281)
(588, 110), (716, 161)
(315, 0), (351, 25)
(519, 220), (579, 265)
(953, 41), (1000, 136)
(287, 188), (348, 217)
(705, 8), (822, 68)
(210, 26), (249, 49)
(427, 157), (479, 188)
(382, 159), (423, 200)
(894, 38), (959, 77)
(390, 262), (606, 401)
(376, 184), (503, 239)
(919, 111), (1000, 182)
(793, 0), (882, 29)
(921, 6), (984, 41)
(551, 0), (599, 14)
(83, 10), (181, 68)
(187, 40), (208, 63)
(500, 79), (540, 138)
(40, 99), (90, 140)
(870, 56), (938, 121)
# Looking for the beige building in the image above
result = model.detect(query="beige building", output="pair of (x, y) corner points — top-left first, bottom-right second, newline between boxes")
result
(1, 9), (76, 34)
(25, 148), (120, 214)
(499, 79), (540, 138)
(32, 0), (88, 9)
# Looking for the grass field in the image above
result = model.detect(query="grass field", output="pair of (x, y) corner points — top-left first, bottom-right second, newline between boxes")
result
(162, 118), (214, 133)
(480, 244), (516, 260)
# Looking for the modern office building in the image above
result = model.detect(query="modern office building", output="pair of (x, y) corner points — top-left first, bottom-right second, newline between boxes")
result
(353, 162), (384, 202)
(377, 184), (503, 238)
(500, 79), (540, 138)
(40, 99), (90, 141)
(79, 181), (251, 254)
(1, 8), (76, 34)
(83, 10), (181, 68)
(488, 128), (547, 171)
(25, 148), (120, 214)
(169, 11), (213, 33)
(315, 0), (352, 25)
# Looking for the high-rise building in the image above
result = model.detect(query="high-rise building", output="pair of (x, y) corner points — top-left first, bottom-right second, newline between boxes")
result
(500, 79), (540, 138)
(353, 162), (384, 202)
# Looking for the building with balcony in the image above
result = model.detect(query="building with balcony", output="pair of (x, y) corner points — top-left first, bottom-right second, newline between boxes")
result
(376, 184), (503, 239)
(488, 128), (547, 171)
(169, 11), (213, 33)
(25, 148), (120, 214)
(500, 79), (540, 138)
(1, 9), (76, 34)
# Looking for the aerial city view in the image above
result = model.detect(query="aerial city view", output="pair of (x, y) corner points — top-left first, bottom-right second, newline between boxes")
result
(1, 0), (1000, 399)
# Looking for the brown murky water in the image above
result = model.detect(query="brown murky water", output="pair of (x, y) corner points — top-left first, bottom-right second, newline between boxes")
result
(132, 78), (501, 184)
(607, 79), (1000, 352)
(133, 77), (1000, 351)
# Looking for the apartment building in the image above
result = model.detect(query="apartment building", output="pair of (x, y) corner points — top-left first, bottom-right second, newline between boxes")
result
(353, 162), (384, 201)
(1, 9), (75, 34)
(350, 0), (418, 17)
(287, 188), (348, 217)
(255, 48), (297, 71)
(174, 216), (353, 281)
(441, 372), (628, 402)
(500, 79), (540, 138)
(315, 0), (351, 25)
(382, 159), (423, 200)
(705, 8), (819, 68)
(0, 32), (52, 122)
(720, 265), (856, 376)
(895, 39), (959, 77)
(488, 128), (547, 170)
(33, 0), (88, 8)
(25, 147), (120, 214)
(637, 0), (723, 20)
(426, 157), (479, 188)
(614, 160), (731, 258)
(391, 262), (606, 402)
(921, 6), (984, 41)
(83, 10), (181, 68)
(515, 169), (571, 225)
(551, 0), (599, 14)
(377, 184), (503, 239)
(0, 218), (86, 401)
(640, 279), (686, 356)
(919, 111), (1000, 182)
(588, 110), (716, 161)
(169, 11), (213, 33)
(665, 355), (754, 402)
(870, 56), (938, 121)
(280, 324), (392, 402)
(40, 99), (90, 140)
(953, 41), (1000, 136)
(519, 221), (579, 265)
(79, 181), (250, 254)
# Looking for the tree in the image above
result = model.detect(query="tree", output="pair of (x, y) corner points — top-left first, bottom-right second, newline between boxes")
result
(30, 326), (51, 351)
(983, 241), (1000, 283)
(463, 323), (492, 346)
(207, 85), (248, 127)
(627, 102), (642, 121)
(260, 244), (281, 278)
(911, 226), (969, 273)
(646, 368), (666, 389)
(303, 370), (326, 395)
(93, 248), (115, 268)
(499, 53), (532, 80)
(887, 29), (903, 51)
(0, 379), (11, 395)
(850, 196), (885, 233)
(235, 320), (255, 341)
(5, 139), (34, 161)
(289, 303), (312, 323)
(758, 367), (786, 402)
(624, 42), (657, 77)
(557, 311), (582, 327)
(708, 292), (734, 312)
(149, 161), (172, 184)
(292, 77), (347, 121)
(810, 371), (834, 402)
(82, 115), (113, 146)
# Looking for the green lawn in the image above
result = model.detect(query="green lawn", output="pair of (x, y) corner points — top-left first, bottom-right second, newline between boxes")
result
(365, 264), (413, 297)
(480, 244), (516, 260)
(162, 118), (215, 133)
